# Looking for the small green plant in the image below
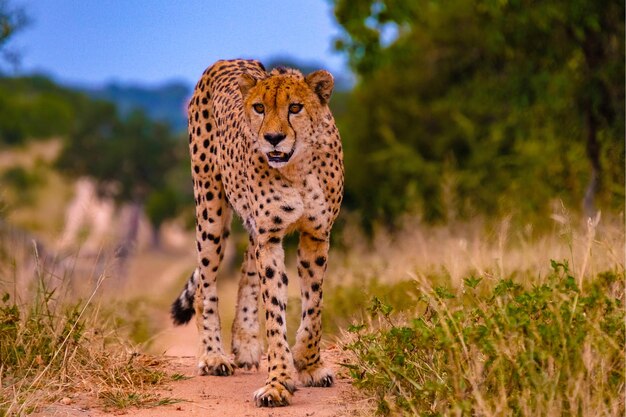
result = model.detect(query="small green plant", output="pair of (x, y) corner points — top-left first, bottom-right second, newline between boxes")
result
(171, 373), (191, 381)
(343, 261), (625, 416)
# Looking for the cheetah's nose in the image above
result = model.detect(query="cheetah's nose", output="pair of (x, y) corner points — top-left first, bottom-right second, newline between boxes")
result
(264, 133), (286, 147)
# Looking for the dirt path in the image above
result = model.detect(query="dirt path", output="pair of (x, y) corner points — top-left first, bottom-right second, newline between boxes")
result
(30, 250), (366, 416)
(145, 348), (359, 417)
(34, 347), (363, 417)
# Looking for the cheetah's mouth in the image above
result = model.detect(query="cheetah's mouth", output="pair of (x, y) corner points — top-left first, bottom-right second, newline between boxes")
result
(267, 149), (294, 164)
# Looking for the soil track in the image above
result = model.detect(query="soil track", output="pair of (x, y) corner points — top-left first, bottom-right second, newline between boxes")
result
(33, 347), (362, 417)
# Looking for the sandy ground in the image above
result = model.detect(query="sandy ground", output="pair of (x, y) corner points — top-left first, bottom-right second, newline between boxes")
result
(32, 347), (363, 417)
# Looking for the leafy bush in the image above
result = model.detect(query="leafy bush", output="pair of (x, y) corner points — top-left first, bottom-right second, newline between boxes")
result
(343, 261), (625, 416)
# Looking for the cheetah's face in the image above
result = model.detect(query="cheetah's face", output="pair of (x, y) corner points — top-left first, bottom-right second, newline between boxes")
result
(239, 69), (334, 169)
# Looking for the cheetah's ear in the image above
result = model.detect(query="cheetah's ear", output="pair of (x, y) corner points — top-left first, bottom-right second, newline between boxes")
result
(305, 70), (334, 105)
(238, 73), (257, 98)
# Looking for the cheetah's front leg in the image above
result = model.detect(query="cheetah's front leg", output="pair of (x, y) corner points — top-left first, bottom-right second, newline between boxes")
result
(292, 233), (334, 387)
(252, 236), (296, 407)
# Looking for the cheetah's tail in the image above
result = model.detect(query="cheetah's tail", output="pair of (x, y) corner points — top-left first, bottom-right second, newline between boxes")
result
(170, 268), (199, 325)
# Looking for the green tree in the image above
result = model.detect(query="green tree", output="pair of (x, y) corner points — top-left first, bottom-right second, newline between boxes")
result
(57, 107), (179, 202)
(0, 0), (28, 68)
(0, 76), (84, 145)
(333, 0), (624, 227)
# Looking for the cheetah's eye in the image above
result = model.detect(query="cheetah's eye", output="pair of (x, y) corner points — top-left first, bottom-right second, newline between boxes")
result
(253, 103), (265, 114)
(288, 103), (303, 114)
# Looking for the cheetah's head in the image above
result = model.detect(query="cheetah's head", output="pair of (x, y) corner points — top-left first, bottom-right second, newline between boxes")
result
(238, 67), (334, 169)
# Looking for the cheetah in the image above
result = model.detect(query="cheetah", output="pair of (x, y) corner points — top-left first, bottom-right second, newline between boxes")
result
(170, 59), (344, 407)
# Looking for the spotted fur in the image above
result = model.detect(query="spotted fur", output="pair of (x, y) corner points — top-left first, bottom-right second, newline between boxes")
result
(170, 59), (344, 407)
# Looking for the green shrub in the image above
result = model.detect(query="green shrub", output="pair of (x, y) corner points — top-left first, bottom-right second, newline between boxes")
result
(343, 261), (625, 416)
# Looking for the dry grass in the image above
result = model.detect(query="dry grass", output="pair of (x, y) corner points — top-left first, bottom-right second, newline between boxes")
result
(332, 208), (623, 290)
(0, 245), (178, 416)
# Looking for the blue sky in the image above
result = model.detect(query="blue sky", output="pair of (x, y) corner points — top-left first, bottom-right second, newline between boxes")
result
(10, 0), (348, 87)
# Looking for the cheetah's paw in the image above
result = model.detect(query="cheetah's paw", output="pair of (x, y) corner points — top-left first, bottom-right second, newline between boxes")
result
(197, 353), (235, 376)
(297, 365), (334, 387)
(232, 334), (263, 370)
(253, 379), (296, 407)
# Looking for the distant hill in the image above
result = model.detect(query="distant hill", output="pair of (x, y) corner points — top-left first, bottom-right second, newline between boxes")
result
(86, 81), (191, 133)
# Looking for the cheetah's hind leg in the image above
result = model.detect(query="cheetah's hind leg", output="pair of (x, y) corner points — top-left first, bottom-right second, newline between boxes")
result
(231, 244), (263, 370)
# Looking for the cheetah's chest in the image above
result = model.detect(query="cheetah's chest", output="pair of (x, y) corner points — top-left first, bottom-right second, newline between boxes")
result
(294, 173), (331, 236)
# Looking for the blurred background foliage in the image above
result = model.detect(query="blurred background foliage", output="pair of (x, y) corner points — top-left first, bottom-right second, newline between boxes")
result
(334, 0), (624, 229)
(0, 0), (623, 238)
